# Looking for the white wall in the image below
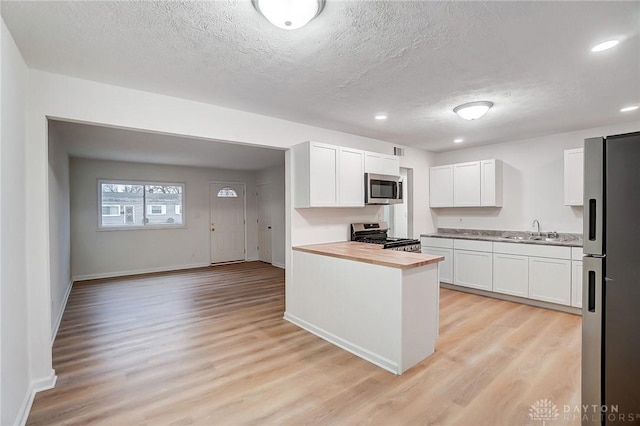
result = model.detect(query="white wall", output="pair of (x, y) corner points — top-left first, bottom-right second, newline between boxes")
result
(48, 127), (71, 341)
(256, 165), (286, 268)
(433, 122), (640, 234)
(1, 18), (32, 426)
(22, 69), (436, 396)
(70, 158), (259, 280)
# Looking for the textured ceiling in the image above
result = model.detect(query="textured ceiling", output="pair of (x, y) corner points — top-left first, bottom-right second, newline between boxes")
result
(50, 120), (285, 171)
(3, 1), (640, 152)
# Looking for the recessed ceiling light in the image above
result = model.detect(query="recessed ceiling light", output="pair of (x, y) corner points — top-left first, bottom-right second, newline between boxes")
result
(454, 139), (464, 143)
(375, 114), (387, 120)
(591, 40), (619, 52)
(620, 106), (639, 112)
(453, 101), (494, 120)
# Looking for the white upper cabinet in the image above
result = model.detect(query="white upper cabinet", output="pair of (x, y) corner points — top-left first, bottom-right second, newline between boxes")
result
(430, 159), (502, 208)
(364, 152), (400, 176)
(429, 165), (454, 207)
(564, 147), (584, 206)
(308, 143), (339, 207)
(292, 142), (364, 208)
(339, 147), (366, 207)
(453, 161), (481, 206)
(480, 159), (503, 207)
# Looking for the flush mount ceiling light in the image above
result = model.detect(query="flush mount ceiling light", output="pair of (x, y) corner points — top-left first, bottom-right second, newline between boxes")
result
(591, 40), (620, 52)
(453, 139), (464, 143)
(375, 114), (388, 120)
(453, 101), (494, 120)
(620, 106), (639, 112)
(252, 0), (325, 30)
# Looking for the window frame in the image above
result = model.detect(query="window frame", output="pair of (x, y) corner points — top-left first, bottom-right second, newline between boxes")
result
(97, 179), (186, 231)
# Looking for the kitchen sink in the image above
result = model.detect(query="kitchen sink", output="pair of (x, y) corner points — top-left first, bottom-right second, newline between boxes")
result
(502, 235), (562, 242)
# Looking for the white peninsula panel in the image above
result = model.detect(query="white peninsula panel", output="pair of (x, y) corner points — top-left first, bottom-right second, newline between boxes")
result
(286, 243), (441, 374)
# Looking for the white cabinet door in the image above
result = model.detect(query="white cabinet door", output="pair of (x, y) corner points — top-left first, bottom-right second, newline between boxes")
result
(429, 165), (454, 207)
(571, 260), (583, 308)
(493, 253), (529, 297)
(454, 249), (493, 291)
(421, 246), (453, 283)
(564, 148), (584, 206)
(364, 152), (399, 175)
(338, 147), (365, 207)
(453, 161), (481, 207)
(309, 143), (339, 207)
(480, 159), (503, 207)
(528, 257), (571, 305)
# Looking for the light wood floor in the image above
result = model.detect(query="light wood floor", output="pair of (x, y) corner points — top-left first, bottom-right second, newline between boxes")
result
(28, 262), (581, 425)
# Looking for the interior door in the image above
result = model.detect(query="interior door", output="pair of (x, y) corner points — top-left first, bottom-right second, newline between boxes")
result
(210, 183), (245, 264)
(257, 183), (272, 263)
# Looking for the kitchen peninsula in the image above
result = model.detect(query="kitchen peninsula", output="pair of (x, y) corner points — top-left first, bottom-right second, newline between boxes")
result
(285, 242), (444, 374)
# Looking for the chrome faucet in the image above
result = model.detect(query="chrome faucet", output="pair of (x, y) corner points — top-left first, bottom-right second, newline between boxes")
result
(531, 219), (541, 236)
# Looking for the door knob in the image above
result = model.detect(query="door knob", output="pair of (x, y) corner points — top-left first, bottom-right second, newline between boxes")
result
(211, 228), (215, 231)
(268, 226), (272, 229)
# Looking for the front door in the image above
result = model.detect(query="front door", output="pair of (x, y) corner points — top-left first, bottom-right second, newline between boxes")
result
(257, 183), (272, 263)
(210, 183), (245, 264)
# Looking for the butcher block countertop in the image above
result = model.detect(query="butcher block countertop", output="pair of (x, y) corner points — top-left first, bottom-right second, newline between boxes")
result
(293, 241), (444, 270)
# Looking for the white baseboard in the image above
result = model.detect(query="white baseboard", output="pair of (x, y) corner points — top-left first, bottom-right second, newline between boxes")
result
(283, 312), (398, 374)
(72, 262), (211, 282)
(51, 279), (73, 344)
(15, 370), (57, 426)
(246, 256), (259, 262)
(272, 261), (285, 269)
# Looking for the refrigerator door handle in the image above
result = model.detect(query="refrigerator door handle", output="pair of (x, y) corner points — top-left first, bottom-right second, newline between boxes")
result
(587, 270), (596, 312)
(583, 137), (604, 256)
(582, 256), (603, 417)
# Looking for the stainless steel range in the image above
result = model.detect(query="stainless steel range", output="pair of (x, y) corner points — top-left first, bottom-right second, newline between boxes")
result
(350, 222), (421, 252)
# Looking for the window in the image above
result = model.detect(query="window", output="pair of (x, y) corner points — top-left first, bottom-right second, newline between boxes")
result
(102, 205), (120, 216)
(147, 205), (166, 215)
(217, 187), (238, 198)
(99, 180), (184, 229)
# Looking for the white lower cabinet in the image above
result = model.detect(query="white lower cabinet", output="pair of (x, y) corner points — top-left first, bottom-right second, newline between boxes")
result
(424, 237), (578, 309)
(454, 250), (493, 291)
(528, 257), (572, 305)
(572, 261), (583, 308)
(422, 247), (453, 283)
(493, 253), (529, 297)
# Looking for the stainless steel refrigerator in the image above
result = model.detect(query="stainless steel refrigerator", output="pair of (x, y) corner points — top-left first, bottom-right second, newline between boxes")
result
(582, 131), (640, 424)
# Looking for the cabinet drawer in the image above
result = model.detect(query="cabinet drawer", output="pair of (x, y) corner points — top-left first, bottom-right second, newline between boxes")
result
(492, 242), (571, 259)
(571, 247), (583, 261)
(420, 237), (453, 249)
(453, 239), (493, 252)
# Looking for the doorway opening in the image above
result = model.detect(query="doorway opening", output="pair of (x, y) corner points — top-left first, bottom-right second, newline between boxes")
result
(257, 183), (273, 264)
(384, 167), (413, 238)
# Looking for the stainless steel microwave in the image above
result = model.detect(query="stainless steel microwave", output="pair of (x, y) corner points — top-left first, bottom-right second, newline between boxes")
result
(365, 173), (403, 205)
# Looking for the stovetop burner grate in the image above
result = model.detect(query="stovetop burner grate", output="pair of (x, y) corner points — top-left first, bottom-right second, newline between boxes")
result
(351, 222), (421, 251)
